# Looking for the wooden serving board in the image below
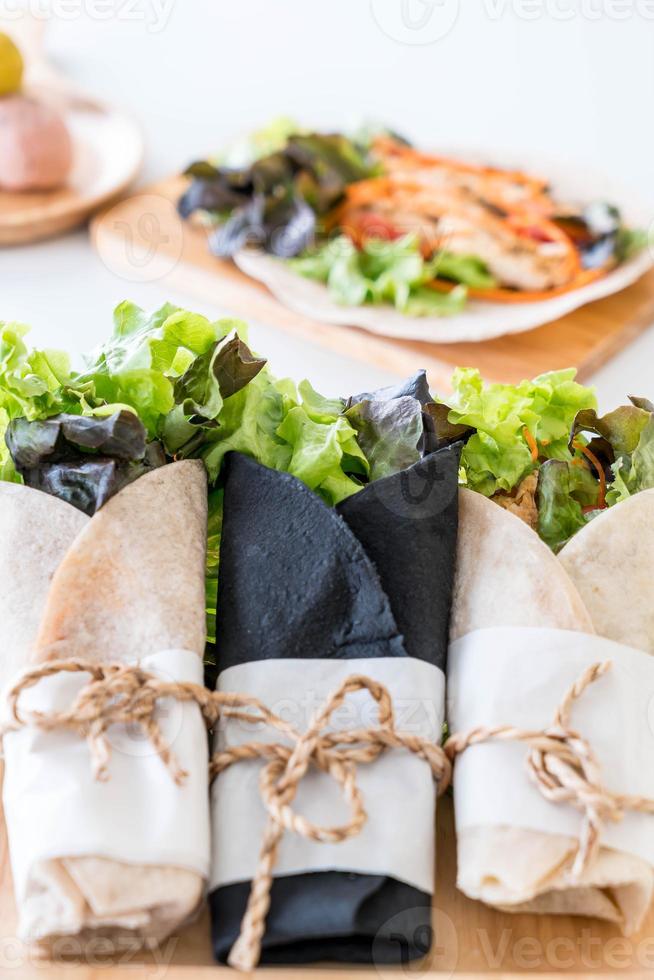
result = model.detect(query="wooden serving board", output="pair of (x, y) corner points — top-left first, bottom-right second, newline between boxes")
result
(91, 177), (654, 390)
(1, 786), (651, 979)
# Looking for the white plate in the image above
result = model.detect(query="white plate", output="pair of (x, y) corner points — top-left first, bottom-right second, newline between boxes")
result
(235, 153), (654, 344)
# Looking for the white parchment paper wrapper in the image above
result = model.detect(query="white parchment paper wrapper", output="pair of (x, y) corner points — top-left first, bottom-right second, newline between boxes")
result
(448, 628), (654, 865)
(3, 648), (211, 916)
(210, 657), (444, 893)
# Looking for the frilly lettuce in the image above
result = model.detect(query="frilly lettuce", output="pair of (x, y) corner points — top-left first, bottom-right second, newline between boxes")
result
(0, 321), (73, 422)
(290, 236), (468, 316)
(0, 409), (17, 482)
(439, 371), (654, 551)
(1, 302), (422, 652)
(0, 302), (378, 511)
(606, 415), (654, 505)
(444, 367), (597, 496)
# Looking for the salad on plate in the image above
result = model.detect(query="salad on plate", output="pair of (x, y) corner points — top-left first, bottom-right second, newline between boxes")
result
(178, 120), (648, 326)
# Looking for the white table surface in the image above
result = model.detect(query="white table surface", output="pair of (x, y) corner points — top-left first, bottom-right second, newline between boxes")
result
(3, 1), (654, 408)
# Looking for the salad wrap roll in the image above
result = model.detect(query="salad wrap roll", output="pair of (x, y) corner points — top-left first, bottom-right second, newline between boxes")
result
(209, 445), (460, 965)
(448, 488), (654, 935)
(2, 461), (211, 950)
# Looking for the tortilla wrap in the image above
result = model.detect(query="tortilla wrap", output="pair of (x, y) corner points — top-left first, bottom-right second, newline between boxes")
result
(233, 243), (653, 346)
(559, 488), (654, 654)
(0, 483), (88, 689)
(210, 449), (460, 965)
(2, 461), (208, 949)
(450, 487), (593, 642)
(451, 488), (654, 934)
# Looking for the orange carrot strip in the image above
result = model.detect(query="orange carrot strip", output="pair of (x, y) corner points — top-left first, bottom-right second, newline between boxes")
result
(573, 440), (607, 510)
(523, 426), (539, 462)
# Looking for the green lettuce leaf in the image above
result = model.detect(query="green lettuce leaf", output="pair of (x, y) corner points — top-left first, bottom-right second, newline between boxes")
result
(402, 286), (467, 317)
(298, 379), (345, 423)
(431, 251), (497, 289)
(630, 445), (653, 495)
(444, 368), (597, 496)
(615, 227), (648, 262)
(0, 408), (19, 482)
(0, 322), (73, 421)
(276, 406), (363, 504)
(198, 370), (292, 482)
(537, 458), (599, 552)
(77, 302), (245, 436)
(291, 235), (467, 317)
(608, 417), (654, 504)
(205, 487), (223, 647)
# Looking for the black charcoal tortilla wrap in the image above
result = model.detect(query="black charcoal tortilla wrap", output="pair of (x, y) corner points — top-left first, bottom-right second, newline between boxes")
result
(209, 445), (460, 965)
(1, 461), (210, 951)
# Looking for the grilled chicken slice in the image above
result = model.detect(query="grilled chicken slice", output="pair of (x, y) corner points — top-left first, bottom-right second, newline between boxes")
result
(372, 136), (553, 215)
(340, 184), (578, 292)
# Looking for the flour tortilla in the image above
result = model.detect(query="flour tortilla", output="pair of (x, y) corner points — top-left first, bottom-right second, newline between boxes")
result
(451, 487), (593, 641)
(559, 488), (654, 654)
(0, 483), (87, 688)
(234, 242), (654, 345)
(35, 459), (207, 663)
(452, 488), (654, 934)
(3, 461), (208, 949)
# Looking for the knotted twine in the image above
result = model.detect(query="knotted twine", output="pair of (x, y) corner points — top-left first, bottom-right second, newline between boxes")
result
(446, 659), (654, 877)
(0, 660), (451, 971)
(2, 657), (654, 971)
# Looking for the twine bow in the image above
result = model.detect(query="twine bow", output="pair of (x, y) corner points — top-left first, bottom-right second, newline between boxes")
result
(5, 657), (654, 971)
(1, 659), (218, 784)
(211, 674), (451, 970)
(0, 661), (451, 972)
(445, 659), (654, 879)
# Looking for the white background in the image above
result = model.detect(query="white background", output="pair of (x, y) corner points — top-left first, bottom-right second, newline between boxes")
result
(3, 0), (654, 406)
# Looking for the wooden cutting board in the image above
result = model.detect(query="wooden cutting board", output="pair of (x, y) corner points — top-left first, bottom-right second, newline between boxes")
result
(1, 785), (650, 979)
(91, 177), (654, 391)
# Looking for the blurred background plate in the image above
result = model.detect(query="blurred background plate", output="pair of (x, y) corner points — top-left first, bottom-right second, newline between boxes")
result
(0, 12), (142, 245)
(234, 149), (654, 344)
(91, 177), (654, 390)
(0, 105), (143, 245)
(235, 244), (653, 344)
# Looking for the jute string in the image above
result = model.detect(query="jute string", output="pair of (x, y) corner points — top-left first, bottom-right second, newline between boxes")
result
(0, 661), (451, 971)
(2, 657), (654, 971)
(445, 660), (654, 878)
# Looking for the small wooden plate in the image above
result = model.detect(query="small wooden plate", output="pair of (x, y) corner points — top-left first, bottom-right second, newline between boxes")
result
(0, 15), (143, 246)
(0, 105), (143, 246)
